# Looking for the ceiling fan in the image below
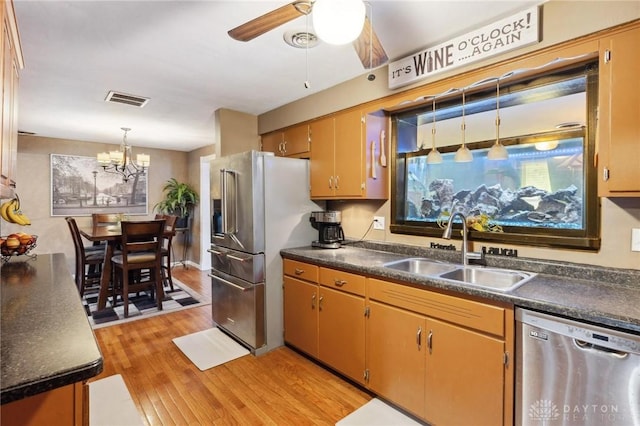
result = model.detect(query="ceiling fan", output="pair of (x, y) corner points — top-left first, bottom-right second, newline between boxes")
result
(228, 0), (389, 69)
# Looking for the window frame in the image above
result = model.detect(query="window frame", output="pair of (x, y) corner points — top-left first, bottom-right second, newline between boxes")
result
(389, 61), (600, 250)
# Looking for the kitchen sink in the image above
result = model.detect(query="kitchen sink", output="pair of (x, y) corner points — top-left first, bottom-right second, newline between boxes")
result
(382, 257), (536, 292)
(382, 258), (458, 276)
(438, 267), (535, 291)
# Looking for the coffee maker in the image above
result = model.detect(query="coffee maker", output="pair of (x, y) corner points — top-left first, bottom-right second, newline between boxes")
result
(310, 211), (344, 249)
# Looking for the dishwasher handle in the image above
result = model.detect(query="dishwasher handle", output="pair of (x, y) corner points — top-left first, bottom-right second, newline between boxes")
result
(574, 339), (629, 358)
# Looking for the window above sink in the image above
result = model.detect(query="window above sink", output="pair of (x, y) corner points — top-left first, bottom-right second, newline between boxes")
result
(389, 60), (600, 250)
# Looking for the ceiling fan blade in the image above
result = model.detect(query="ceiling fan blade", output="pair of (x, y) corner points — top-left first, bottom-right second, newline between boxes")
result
(228, 2), (307, 42)
(353, 16), (388, 69)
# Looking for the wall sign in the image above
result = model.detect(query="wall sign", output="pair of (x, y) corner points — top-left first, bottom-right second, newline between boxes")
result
(388, 6), (540, 89)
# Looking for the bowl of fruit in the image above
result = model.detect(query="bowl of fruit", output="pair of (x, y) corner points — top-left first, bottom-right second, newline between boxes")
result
(1, 233), (38, 260)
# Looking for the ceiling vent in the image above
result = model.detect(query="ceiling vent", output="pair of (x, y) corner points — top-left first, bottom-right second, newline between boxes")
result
(105, 91), (150, 108)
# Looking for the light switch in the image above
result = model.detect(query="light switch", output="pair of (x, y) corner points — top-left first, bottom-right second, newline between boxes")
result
(632, 228), (640, 252)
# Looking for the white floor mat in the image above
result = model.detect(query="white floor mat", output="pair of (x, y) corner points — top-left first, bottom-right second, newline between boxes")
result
(172, 327), (250, 371)
(336, 398), (424, 426)
(89, 374), (144, 426)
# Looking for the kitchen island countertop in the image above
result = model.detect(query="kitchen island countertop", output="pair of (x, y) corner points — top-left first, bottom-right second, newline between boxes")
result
(281, 242), (640, 334)
(1, 253), (103, 404)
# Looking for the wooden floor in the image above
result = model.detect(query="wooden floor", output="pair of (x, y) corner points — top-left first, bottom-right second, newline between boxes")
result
(90, 267), (372, 426)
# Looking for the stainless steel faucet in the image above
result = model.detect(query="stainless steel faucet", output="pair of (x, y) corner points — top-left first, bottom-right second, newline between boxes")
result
(442, 211), (483, 265)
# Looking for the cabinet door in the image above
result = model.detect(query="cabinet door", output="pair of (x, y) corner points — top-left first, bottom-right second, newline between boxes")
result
(367, 300), (426, 419)
(334, 109), (363, 197)
(283, 276), (318, 357)
(282, 123), (310, 157)
(261, 131), (284, 156)
(309, 116), (335, 198)
(424, 318), (505, 426)
(318, 286), (365, 385)
(598, 27), (640, 196)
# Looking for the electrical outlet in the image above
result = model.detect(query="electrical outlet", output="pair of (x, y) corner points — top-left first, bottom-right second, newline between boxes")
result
(373, 216), (385, 230)
(632, 228), (640, 252)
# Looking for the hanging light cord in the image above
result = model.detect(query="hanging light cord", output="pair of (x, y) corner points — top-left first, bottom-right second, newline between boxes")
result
(461, 89), (466, 146)
(495, 79), (500, 142)
(431, 96), (437, 147)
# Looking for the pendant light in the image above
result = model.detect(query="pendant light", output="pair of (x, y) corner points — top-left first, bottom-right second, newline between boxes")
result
(487, 78), (509, 160)
(426, 96), (442, 164)
(454, 88), (473, 162)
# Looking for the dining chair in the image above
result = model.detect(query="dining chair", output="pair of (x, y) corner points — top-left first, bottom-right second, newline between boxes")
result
(111, 219), (166, 318)
(91, 213), (122, 227)
(155, 214), (178, 291)
(66, 217), (105, 297)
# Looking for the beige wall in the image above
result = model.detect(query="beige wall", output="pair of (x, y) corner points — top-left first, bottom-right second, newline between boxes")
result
(215, 108), (260, 158)
(258, 2), (640, 270)
(7, 134), (190, 273)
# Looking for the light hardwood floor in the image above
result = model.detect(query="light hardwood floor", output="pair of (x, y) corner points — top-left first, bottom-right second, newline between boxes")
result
(90, 267), (372, 425)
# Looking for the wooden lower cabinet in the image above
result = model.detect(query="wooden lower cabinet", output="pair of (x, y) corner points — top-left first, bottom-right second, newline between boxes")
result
(318, 286), (365, 385)
(283, 276), (319, 358)
(367, 300), (427, 419)
(283, 259), (514, 425)
(1, 382), (88, 426)
(424, 318), (506, 426)
(284, 261), (366, 385)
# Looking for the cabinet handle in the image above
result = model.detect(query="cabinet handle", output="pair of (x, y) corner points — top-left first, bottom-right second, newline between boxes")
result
(319, 295), (324, 311)
(294, 268), (305, 275)
(416, 326), (422, 350)
(311, 293), (316, 309)
(335, 175), (340, 189)
(328, 176), (333, 189)
(334, 279), (346, 287)
(282, 140), (288, 153)
(427, 330), (433, 354)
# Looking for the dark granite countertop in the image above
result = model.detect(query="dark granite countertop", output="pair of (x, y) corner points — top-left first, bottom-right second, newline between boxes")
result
(281, 241), (640, 334)
(1, 253), (103, 404)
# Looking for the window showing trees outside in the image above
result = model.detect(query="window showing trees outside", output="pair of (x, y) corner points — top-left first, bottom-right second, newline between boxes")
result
(391, 62), (599, 249)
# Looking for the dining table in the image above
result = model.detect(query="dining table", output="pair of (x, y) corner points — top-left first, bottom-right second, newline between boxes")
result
(78, 222), (174, 311)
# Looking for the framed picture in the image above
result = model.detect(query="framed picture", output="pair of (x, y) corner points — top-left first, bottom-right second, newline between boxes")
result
(50, 154), (148, 217)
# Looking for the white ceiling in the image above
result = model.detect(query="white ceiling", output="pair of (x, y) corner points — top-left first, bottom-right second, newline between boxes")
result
(14, 0), (541, 152)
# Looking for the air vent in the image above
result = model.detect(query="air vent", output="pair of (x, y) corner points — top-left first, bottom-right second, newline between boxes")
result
(105, 91), (150, 108)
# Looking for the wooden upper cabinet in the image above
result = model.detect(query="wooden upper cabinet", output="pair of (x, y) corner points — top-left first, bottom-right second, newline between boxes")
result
(261, 123), (310, 158)
(1, 0), (22, 199)
(260, 131), (283, 155)
(597, 25), (640, 197)
(309, 108), (389, 200)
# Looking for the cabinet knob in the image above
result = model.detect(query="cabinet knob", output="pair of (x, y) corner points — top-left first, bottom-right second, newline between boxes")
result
(334, 279), (346, 287)
(294, 268), (304, 275)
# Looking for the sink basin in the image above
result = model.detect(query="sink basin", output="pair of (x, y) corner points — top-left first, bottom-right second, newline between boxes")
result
(383, 258), (458, 276)
(438, 267), (535, 291)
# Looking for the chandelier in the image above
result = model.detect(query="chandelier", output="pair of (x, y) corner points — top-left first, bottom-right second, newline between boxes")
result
(97, 127), (150, 182)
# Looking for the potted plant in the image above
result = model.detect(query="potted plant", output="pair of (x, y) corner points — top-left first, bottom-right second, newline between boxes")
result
(154, 178), (199, 228)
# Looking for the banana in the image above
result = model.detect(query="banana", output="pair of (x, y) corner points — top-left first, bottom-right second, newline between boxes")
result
(2, 197), (30, 226)
(0, 200), (14, 222)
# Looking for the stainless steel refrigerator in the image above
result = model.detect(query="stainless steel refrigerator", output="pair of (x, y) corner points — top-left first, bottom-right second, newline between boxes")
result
(209, 150), (321, 354)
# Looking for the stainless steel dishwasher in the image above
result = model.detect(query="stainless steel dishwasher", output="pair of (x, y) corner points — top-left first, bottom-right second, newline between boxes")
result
(516, 308), (640, 426)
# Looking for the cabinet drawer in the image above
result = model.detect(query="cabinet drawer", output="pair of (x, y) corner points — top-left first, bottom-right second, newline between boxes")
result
(319, 267), (365, 296)
(368, 278), (506, 337)
(283, 259), (319, 283)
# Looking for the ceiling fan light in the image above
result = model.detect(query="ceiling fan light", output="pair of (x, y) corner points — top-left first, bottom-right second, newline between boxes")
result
(313, 0), (365, 45)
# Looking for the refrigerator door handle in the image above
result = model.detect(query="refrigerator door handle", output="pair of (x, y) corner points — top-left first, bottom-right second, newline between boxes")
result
(220, 169), (240, 235)
(208, 273), (250, 292)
